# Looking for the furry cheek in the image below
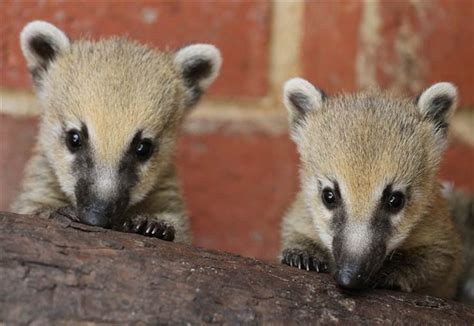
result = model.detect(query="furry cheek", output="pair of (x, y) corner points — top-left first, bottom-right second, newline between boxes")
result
(53, 153), (77, 202)
(307, 197), (335, 250)
(128, 163), (156, 206)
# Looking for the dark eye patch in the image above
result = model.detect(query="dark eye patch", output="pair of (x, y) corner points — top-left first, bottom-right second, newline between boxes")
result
(381, 184), (406, 214)
(130, 130), (156, 162)
(321, 180), (342, 210)
(65, 123), (88, 153)
(135, 139), (153, 161)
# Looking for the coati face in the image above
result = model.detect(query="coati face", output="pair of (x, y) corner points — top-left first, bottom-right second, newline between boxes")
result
(20, 21), (221, 227)
(284, 78), (458, 289)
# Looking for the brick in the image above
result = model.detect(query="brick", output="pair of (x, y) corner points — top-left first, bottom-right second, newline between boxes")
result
(440, 140), (474, 193)
(302, 0), (474, 107)
(178, 133), (299, 260)
(302, 1), (363, 93)
(373, 0), (473, 106)
(377, 0), (474, 106)
(421, 0), (474, 108)
(0, 115), (38, 210)
(0, 0), (270, 97)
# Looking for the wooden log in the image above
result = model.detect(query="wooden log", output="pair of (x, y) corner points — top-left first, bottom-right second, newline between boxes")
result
(0, 212), (472, 324)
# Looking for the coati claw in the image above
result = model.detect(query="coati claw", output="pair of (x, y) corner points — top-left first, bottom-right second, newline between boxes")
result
(124, 217), (175, 241)
(281, 248), (329, 273)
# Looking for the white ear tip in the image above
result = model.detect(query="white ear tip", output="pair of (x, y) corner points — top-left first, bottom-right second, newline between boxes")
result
(432, 82), (457, 97)
(283, 78), (315, 96)
(198, 44), (222, 68)
(20, 20), (69, 57)
(175, 44), (222, 71)
(418, 82), (458, 114)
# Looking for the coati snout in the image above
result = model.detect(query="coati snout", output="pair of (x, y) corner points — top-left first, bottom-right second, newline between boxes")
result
(332, 232), (387, 290)
(75, 179), (130, 228)
(77, 199), (122, 228)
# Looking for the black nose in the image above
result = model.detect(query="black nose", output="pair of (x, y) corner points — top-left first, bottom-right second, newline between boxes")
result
(79, 202), (113, 228)
(334, 267), (365, 290)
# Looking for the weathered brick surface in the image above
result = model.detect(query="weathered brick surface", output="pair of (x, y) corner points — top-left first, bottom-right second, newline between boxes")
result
(302, 1), (363, 93)
(178, 132), (299, 260)
(421, 0), (474, 107)
(0, 0), (270, 97)
(441, 140), (474, 192)
(0, 115), (37, 210)
(302, 0), (474, 107)
(376, 0), (474, 106)
(1, 114), (473, 259)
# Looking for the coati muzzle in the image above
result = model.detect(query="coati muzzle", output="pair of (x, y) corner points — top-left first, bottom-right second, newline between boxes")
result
(333, 262), (370, 290)
(332, 232), (387, 290)
(77, 200), (122, 228)
(75, 178), (129, 228)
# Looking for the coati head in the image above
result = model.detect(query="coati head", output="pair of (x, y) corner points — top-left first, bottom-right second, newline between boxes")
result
(20, 21), (221, 227)
(283, 78), (458, 289)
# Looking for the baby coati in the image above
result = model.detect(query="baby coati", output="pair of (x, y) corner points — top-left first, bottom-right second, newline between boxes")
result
(280, 78), (463, 298)
(11, 21), (222, 243)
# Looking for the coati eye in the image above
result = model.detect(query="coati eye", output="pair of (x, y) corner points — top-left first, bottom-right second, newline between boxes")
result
(66, 129), (82, 152)
(322, 188), (339, 209)
(135, 139), (153, 161)
(385, 191), (405, 213)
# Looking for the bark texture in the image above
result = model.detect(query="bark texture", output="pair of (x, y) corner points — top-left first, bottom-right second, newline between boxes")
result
(1, 212), (473, 324)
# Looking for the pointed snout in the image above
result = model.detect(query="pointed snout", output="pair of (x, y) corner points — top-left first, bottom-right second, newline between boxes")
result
(334, 264), (366, 290)
(78, 201), (117, 228)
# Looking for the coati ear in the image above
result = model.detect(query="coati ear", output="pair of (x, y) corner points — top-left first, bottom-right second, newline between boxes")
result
(20, 21), (70, 82)
(174, 44), (222, 107)
(416, 82), (458, 148)
(283, 78), (326, 139)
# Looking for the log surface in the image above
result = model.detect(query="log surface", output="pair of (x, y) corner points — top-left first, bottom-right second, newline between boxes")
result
(0, 212), (473, 324)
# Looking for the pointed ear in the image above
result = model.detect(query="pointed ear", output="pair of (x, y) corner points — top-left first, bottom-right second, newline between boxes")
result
(174, 44), (222, 107)
(20, 21), (70, 83)
(416, 82), (458, 149)
(283, 78), (326, 139)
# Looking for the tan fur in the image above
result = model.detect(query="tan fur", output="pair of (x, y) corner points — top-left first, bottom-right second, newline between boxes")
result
(12, 22), (220, 244)
(281, 85), (463, 298)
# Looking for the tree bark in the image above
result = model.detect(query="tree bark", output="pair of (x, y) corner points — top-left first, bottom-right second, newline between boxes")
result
(0, 212), (472, 324)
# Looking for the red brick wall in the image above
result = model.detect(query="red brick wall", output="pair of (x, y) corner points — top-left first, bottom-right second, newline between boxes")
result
(1, 0), (270, 97)
(302, 0), (474, 106)
(302, 1), (362, 93)
(2, 0), (473, 105)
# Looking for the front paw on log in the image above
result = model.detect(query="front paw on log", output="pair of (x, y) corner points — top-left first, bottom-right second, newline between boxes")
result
(122, 217), (175, 241)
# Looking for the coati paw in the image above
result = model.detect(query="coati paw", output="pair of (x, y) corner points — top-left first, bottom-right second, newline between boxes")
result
(281, 248), (329, 273)
(122, 217), (175, 241)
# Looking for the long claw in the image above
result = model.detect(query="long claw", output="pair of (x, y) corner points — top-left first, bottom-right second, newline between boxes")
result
(162, 226), (175, 241)
(123, 221), (132, 231)
(145, 223), (154, 235)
